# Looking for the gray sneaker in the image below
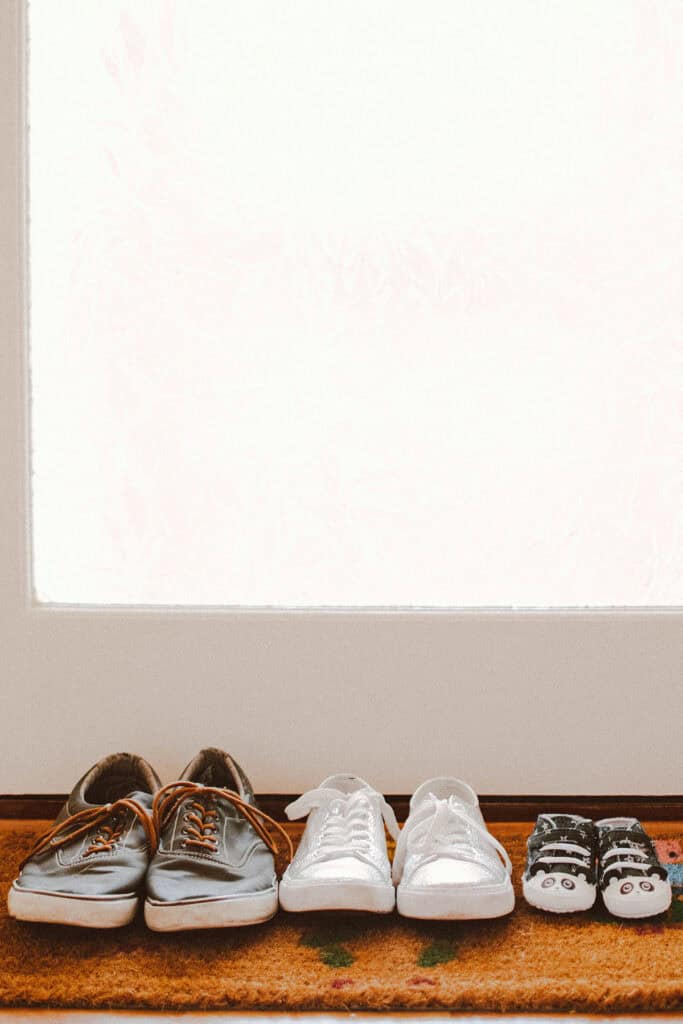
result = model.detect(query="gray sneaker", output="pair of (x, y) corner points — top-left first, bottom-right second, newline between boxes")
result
(8, 753), (160, 928)
(144, 748), (291, 931)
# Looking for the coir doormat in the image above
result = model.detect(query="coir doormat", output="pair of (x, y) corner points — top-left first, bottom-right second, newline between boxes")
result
(0, 821), (681, 1012)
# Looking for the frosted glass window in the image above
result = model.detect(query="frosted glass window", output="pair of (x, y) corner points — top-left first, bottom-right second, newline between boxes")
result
(30, 1), (683, 606)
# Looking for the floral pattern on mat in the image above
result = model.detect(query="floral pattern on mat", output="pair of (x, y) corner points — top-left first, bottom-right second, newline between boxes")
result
(299, 920), (370, 967)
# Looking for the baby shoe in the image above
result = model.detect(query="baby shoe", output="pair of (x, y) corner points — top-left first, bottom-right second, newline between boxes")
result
(597, 817), (672, 919)
(523, 814), (597, 913)
(393, 777), (514, 919)
(144, 748), (291, 931)
(8, 752), (160, 928)
(279, 773), (399, 912)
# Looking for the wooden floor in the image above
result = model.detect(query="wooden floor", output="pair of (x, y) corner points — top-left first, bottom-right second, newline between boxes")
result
(1, 820), (681, 1022)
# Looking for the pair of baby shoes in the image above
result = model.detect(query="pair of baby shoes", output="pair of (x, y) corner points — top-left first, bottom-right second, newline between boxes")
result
(523, 813), (672, 919)
(9, 748), (290, 931)
(281, 774), (514, 920)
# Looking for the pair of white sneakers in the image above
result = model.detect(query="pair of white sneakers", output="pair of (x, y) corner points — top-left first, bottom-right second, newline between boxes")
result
(279, 773), (514, 920)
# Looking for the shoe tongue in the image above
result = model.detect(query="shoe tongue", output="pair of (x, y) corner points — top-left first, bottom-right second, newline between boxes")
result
(411, 777), (479, 811)
(126, 790), (154, 811)
(320, 773), (374, 796)
(538, 813), (590, 830)
(596, 816), (641, 833)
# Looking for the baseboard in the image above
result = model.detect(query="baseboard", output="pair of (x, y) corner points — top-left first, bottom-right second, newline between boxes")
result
(2, 793), (682, 821)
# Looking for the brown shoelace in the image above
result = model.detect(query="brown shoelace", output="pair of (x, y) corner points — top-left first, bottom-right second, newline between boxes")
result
(152, 781), (294, 863)
(20, 798), (157, 869)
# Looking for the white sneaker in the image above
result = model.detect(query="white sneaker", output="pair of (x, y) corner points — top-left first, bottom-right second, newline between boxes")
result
(278, 773), (399, 913)
(393, 777), (514, 920)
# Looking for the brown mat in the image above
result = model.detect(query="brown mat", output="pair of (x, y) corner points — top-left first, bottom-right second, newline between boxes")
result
(1, 821), (682, 1013)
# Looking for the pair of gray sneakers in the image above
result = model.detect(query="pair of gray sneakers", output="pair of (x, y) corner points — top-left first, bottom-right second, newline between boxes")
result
(8, 748), (290, 931)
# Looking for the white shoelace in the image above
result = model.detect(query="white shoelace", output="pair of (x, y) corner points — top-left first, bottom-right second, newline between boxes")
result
(392, 794), (512, 884)
(535, 839), (592, 871)
(602, 844), (653, 877)
(286, 787), (400, 865)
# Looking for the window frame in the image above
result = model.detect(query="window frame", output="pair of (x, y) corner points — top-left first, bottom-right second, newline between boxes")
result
(2, 0), (681, 796)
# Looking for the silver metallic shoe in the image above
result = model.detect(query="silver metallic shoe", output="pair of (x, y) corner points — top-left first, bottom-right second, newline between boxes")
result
(393, 777), (514, 920)
(279, 773), (399, 913)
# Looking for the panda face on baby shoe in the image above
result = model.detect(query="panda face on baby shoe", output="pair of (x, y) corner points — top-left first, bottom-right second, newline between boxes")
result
(522, 815), (597, 914)
(597, 818), (673, 920)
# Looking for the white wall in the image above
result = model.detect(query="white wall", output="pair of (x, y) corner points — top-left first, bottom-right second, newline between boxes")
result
(1, 605), (682, 794)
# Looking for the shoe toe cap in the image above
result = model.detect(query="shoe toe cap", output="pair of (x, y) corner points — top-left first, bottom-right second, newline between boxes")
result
(145, 855), (276, 904)
(602, 876), (672, 918)
(409, 857), (502, 888)
(524, 871), (595, 912)
(294, 856), (385, 884)
(16, 857), (146, 898)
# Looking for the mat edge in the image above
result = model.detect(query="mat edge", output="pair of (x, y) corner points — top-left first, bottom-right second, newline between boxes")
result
(2, 793), (683, 821)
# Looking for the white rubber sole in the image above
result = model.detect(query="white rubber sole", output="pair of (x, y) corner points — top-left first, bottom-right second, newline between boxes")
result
(144, 887), (278, 931)
(602, 886), (672, 920)
(523, 878), (596, 915)
(397, 880), (515, 920)
(8, 882), (138, 928)
(279, 878), (395, 914)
